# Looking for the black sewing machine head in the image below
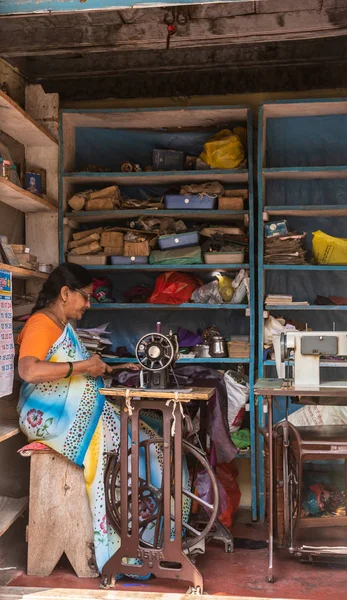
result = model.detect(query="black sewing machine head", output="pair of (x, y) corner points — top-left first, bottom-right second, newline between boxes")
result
(135, 325), (179, 390)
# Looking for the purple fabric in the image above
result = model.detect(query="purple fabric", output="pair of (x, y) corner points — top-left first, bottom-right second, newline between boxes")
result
(177, 327), (203, 347)
(112, 365), (237, 464)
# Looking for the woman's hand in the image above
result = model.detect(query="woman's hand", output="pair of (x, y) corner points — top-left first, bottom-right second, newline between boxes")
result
(124, 362), (140, 371)
(84, 354), (113, 377)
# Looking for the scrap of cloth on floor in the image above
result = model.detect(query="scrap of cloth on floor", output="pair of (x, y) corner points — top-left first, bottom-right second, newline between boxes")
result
(17, 322), (190, 577)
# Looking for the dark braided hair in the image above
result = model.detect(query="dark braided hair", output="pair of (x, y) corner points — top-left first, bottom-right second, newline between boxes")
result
(32, 263), (93, 314)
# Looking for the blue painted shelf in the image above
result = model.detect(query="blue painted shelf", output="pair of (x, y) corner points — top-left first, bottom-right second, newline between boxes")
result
(264, 359), (347, 368)
(83, 263), (249, 272)
(264, 264), (347, 271)
(265, 305), (347, 310)
(264, 205), (347, 217)
(105, 357), (250, 364)
(263, 166), (347, 180)
(90, 303), (248, 311)
(63, 169), (249, 186)
(65, 209), (248, 224)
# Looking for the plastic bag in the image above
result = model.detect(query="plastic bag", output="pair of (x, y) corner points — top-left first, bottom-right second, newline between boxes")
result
(312, 230), (347, 264)
(191, 280), (223, 304)
(216, 274), (234, 302)
(224, 370), (249, 433)
(148, 271), (202, 305)
(193, 461), (241, 529)
(200, 129), (245, 170)
(149, 246), (202, 265)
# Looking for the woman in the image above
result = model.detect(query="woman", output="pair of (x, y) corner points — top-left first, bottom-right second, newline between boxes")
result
(17, 263), (166, 577)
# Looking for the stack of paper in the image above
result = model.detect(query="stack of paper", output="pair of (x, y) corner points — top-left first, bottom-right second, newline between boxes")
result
(265, 294), (309, 306)
(264, 232), (307, 264)
(76, 323), (112, 355)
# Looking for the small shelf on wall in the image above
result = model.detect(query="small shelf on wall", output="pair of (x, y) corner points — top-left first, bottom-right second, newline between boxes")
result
(264, 359), (347, 368)
(264, 264), (347, 271)
(90, 303), (248, 311)
(263, 166), (347, 180)
(63, 169), (249, 186)
(0, 263), (49, 280)
(0, 90), (57, 148)
(83, 263), (249, 272)
(264, 205), (347, 218)
(0, 495), (28, 538)
(0, 421), (20, 444)
(105, 357), (250, 364)
(265, 305), (347, 311)
(0, 177), (57, 213)
(65, 209), (248, 224)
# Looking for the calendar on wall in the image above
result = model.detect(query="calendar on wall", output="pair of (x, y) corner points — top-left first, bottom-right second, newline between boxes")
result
(0, 270), (14, 398)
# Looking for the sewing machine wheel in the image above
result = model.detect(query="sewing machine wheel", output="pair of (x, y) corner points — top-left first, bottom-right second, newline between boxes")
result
(105, 438), (219, 550)
(136, 333), (175, 372)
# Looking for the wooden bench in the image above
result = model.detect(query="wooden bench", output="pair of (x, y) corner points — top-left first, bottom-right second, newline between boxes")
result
(27, 450), (98, 578)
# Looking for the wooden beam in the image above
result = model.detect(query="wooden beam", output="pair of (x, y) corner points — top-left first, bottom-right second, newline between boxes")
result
(2, 6), (347, 56)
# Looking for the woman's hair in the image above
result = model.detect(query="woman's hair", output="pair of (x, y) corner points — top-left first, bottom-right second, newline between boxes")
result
(32, 263), (93, 314)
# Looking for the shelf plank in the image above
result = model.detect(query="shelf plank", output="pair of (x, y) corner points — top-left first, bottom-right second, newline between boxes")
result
(105, 357), (250, 364)
(0, 178), (57, 213)
(65, 209), (248, 224)
(83, 263), (249, 272)
(90, 303), (248, 311)
(264, 359), (347, 368)
(265, 305), (347, 310)
(0, 90), (57, 148)
(264, 205), (347, 217)
(264, 264), (347, 271)
(0, 421), (20, 443)
(263, 167), (347, 180)
(300, 516), (347, 529)
(0, 495), (28, 538)
(0, 263), (48, 280)
(63, 169), (249, 186)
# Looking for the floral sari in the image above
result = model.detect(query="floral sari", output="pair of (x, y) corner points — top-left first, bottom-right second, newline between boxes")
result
(18, 323), (189, 576)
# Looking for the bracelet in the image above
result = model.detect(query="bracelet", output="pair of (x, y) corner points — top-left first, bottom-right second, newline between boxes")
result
(64, 361), (73, 379)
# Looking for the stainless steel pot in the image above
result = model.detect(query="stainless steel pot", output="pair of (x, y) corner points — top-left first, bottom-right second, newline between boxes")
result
(209, 336), (227, 358)
(193, 344), (211, 358)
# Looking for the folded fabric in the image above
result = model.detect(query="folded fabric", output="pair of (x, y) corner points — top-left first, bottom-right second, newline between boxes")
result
(149, 246), (202, 265)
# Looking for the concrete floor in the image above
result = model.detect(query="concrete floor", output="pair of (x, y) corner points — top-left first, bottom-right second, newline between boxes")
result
(5, 519), (347, 599)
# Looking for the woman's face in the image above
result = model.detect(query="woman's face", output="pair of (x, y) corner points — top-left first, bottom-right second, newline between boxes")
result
(65, 284), (93, 321)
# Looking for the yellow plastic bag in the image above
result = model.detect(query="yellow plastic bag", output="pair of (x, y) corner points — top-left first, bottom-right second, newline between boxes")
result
(216, 273), (234, 302)
(312, 230), (347, 264)
(200, 129), (245, 169)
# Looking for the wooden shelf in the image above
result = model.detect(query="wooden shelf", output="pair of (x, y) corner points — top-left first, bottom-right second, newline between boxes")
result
(264, 264), (347, 271)
(83, 263), (249, 272)
(90, 303), (248, 311)
(300, 515), (347, 529)
(263, 167), (347, 180)
(0, 495), (28, 538)
(63, 169), (249, 187)
(0, 263), (48, 280)
(0, 177), (57, 213)
(265, 305), (347, 310)
(264, 205), (347, 217)
(264, 359), (347, 368)
(105, 357), (250, 364)
(65, 208), (248, 224)
(0, 421), (20, 444)
(0, 90), (57, 148)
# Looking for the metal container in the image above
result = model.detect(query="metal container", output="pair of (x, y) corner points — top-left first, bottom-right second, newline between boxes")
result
(209, 336), (227, 358)
(193, 344), (211, 358)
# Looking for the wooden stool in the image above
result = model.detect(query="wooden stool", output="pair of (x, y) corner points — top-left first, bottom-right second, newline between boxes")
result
(27, 450), (98, 578)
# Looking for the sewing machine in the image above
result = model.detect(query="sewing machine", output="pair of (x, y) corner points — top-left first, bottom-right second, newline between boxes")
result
(273, 330), (347, 389)
(136, 322), (180, 390)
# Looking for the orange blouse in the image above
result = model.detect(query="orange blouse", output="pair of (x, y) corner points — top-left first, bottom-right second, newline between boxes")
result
(18, 313), (62, 361)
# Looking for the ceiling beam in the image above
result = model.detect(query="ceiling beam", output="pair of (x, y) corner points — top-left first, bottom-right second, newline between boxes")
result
(1, 5), (347, 56)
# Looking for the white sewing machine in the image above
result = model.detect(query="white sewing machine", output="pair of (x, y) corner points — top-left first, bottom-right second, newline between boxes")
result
(273, 330), (347, 389)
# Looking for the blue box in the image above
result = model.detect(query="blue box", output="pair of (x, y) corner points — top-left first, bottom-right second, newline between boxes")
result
(110, 256), (149, 265)
(164, 194), (217, 210)
(158, 231), (199, 250)
(264, 220), (288, 238)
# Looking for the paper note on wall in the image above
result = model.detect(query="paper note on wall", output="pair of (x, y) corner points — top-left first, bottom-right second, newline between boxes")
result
(0, 270), (14, 398)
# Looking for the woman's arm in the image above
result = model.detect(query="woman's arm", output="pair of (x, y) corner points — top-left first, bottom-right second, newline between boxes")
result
(18, 354), (112, 384)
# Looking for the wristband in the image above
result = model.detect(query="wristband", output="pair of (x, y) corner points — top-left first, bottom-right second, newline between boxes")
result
(64, 361), (73, 379)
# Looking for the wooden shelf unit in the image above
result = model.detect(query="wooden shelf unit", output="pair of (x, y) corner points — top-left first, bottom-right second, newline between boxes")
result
(60, 104), (257, 518)
(0, 87), (59, 539)
(257, 98), (347, 522)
